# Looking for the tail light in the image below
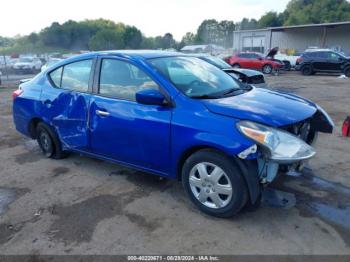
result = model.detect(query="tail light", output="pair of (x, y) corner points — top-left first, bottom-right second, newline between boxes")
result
(342, 116), (350, 137)
(12, 89), (23, 100)
(296, 57), (303, 64)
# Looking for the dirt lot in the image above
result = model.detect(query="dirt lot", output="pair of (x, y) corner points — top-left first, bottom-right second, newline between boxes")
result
(0, 71), (350, 255)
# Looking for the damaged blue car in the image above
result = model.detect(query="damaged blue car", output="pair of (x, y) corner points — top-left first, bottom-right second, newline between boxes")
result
(12, 51), (334, 217)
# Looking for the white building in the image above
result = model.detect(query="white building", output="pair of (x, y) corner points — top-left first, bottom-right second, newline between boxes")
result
(232, 21), (350, 54)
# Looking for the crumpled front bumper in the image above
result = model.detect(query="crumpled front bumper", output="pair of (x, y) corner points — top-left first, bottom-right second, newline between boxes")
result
(239, 106), (333, 184)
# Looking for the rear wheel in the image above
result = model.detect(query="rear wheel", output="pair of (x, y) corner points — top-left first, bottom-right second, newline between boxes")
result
(182, 149), (248, 217)
(232, 63), (241, 68)
(301, 65), (313, 76)
(262, 64), (273, 74)
(36, 122), (66, 159)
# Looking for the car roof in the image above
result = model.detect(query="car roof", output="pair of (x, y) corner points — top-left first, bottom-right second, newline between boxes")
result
(64, 50), (183, 63)
(304, 48), (332, 52)
(237, 52), (263, 56)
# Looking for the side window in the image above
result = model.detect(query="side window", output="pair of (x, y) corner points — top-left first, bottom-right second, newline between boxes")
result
(99, 59), (159, 101)
(329, 52), (340, 60)
(316, 52), (328, 59)
(238, 53), (248, 58)
(249, 54), (259, 59)
(49, 67), (63, 87)
(61, 60), (92, 92)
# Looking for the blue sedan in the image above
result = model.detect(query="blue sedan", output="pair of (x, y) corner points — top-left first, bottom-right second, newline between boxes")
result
(12, 51), (334, 217)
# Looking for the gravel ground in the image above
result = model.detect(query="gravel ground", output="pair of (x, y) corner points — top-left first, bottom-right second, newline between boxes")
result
(0, 71), (349, 255)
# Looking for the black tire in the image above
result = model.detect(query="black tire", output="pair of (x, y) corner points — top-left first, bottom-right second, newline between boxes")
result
(345, 67), (350, 77)
(301, 65), (313, 76)
(182, 149), (248, 218)
(262, 64), (273, 74)
(36, 122), (66, 159)
(231, 63), (241, 68)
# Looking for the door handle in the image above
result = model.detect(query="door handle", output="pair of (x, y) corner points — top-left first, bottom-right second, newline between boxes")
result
(96, 110), (110, 117)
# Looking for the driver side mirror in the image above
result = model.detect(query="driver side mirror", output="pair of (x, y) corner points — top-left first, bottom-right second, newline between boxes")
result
(136, 89), (166, 106)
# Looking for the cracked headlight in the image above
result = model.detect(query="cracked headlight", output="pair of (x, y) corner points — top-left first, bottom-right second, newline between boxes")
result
(237, 120), (316, 163)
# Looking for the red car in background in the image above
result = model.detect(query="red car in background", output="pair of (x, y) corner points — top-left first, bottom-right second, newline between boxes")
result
(224, 50), (283, 74)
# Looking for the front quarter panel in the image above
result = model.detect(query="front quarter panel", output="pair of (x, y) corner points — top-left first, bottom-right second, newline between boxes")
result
(170, 94), (255, 178)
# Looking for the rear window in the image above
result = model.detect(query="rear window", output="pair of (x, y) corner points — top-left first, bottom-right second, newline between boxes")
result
(49, 59), (92, 92)
(49, 67), (62, 87)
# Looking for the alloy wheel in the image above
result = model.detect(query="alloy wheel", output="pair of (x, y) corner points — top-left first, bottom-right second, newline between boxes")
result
(263, 65), (272, 74)
(39, 131), (53, 157)
(189, 162), (233, 209)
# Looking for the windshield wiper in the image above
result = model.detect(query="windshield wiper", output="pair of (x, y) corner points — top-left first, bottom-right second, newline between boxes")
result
(213, 88), (244, 98)
(240, 83), (254, 90)
(190, 94), (220, 99)
(190, 87), (248, 99)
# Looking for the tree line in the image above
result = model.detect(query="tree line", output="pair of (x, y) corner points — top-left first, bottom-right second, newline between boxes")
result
(1, 0), (349, 53)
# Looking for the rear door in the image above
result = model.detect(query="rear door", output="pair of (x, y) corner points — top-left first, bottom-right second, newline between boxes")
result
(88, 57), (172, 174)
(41, 58), (95, 150)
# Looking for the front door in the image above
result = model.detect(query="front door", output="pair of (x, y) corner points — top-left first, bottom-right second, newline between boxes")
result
(89, 57), (172, 174)
(327, 52), (343, 72)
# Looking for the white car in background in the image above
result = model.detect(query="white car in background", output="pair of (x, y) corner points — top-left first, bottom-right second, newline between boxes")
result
(13, 57), (42, 74)
(41, 58), (62, 72)
(274, 51), (302, 68)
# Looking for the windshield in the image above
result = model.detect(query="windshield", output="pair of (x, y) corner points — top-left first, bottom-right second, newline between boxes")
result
(148, 57), (242, 98)
(200, 56), (231, 70)
(19, 58), (33, 63)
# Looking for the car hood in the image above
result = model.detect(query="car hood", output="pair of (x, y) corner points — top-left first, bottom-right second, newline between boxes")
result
(266, 47), (279, 58)
(202, 88), (317, 127)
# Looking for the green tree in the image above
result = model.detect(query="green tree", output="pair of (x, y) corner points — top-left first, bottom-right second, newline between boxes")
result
(284, 0), (350, 25)
(196, 19), (220, 44)
(0, 36), (15, 47)
(258, 12), (284, 28)
(195, 19), (234, 47)
(124, 26), (142, 49)
(178, 32), (197, 49)
(89, 29), (125, 50)
(28, 33), (39, 45)
(218, 20), (235, 47)
(162, 33), (176, 49)
(181, 32), (196, 45)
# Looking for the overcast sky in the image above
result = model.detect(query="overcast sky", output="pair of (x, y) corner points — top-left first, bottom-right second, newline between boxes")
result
(1, 0), (290, 40)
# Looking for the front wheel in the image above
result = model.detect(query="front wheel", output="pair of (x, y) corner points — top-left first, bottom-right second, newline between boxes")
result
(231, 63), (241, 68)
(262, 64), (273, 74)
(182, 149), (248, 217)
